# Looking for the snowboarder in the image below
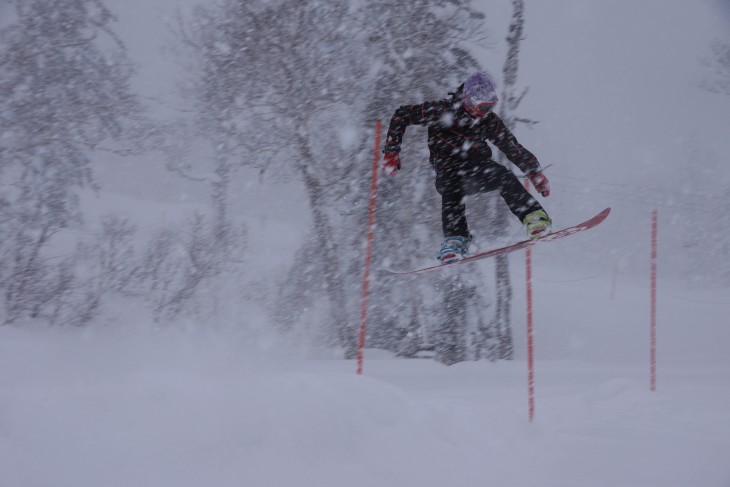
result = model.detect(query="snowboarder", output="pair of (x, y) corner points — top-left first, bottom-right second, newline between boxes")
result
(382, 72), (552, 264)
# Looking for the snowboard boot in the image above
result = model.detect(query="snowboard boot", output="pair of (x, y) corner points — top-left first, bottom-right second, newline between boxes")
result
(437, 236), (470, 264)
(523, 210), (552, 239)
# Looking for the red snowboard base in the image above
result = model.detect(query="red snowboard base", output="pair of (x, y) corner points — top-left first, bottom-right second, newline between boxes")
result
(388, 208), (611, 275)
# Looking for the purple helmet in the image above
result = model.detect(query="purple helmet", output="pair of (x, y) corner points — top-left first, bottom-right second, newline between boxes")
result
(463, 72), (498, 117)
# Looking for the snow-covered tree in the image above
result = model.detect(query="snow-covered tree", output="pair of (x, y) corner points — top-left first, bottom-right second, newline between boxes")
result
(184, 0), (505, 363)
(0, 0), (140, 324)
(185, 0), (371, 355)
(362, 0), (496, 364)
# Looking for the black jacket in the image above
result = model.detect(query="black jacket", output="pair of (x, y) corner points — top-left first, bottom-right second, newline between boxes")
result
(384, 98), (541, 175)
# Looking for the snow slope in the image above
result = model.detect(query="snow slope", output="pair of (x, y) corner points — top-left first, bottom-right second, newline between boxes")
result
(2, 269), (728, 487)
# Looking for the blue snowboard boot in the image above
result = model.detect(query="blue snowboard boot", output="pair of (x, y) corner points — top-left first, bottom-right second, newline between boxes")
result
(437, 236), (470, 264)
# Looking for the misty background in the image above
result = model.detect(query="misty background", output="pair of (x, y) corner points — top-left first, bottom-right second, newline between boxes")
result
(1, 0), (729, 360)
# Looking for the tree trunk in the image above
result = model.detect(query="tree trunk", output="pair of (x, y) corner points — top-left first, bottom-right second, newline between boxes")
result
(434, 275), (468, 365)
(490, 0), (527, 360)
(295, 135), (356, 358)
(494, 254), (514, 359)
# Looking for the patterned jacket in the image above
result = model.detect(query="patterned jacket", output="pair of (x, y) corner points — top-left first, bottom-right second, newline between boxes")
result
(383, 98), (541, 175)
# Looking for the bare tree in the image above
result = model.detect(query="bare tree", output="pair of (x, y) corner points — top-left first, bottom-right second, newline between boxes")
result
(0, 0), (140, 324)
(185, 0), (371, 355)
(487, 0), (538, 359)
(363, 0), (495, 364)
(183, 0), (498, 362)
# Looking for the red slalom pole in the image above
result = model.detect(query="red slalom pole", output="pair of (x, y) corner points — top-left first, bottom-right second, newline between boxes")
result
(357, 119), (382, 375)
(650, 209), (658, 391)
(526, 245), (535, 421)
(524, 178), (536, 422)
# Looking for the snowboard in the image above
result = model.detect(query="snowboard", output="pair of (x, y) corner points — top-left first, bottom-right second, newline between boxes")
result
(387, 207), (611, 275)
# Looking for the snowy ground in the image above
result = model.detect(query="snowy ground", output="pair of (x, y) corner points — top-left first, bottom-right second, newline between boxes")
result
(1, 265), (728, 487)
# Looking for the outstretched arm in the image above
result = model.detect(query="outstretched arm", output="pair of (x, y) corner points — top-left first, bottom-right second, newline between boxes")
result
(486, 114), (550, 196)
(383, 101), (449, 154)
(486, 114), (540, 174)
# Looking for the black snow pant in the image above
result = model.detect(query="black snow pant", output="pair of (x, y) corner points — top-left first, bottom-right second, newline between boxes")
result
(434, 158), (544, 239)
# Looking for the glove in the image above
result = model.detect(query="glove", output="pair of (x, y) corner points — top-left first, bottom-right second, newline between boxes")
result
(529, 171), (550, 197)
(382, 152), (401, 176)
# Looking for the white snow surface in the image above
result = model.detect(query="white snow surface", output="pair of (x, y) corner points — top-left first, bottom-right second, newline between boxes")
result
(1, 269), (729, 487)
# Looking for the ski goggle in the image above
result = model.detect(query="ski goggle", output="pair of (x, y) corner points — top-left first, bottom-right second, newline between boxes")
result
(473, 102), (495, 114)
(464, 100), (496, 116)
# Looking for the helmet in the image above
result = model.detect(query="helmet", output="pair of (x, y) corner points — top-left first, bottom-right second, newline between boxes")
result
(463, 72), (498, 118)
